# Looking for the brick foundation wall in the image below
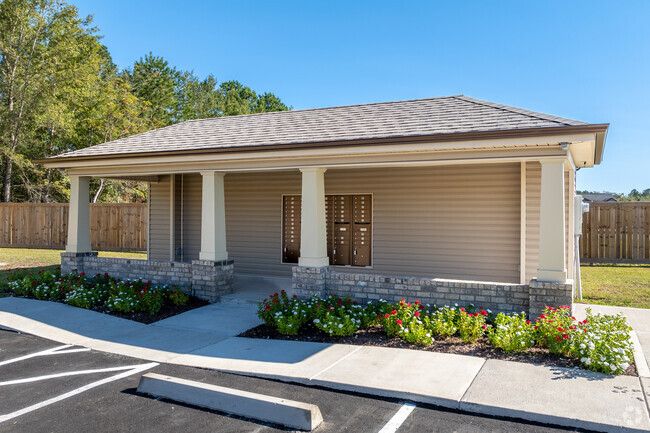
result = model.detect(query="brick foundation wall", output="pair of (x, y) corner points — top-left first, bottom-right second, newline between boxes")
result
(292, 266), (574, 316)
(60, 254), (234, 303)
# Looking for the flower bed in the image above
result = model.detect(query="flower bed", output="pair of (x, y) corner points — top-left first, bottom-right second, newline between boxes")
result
(251, 291), (635, 376)
(5, 268), (208, 324)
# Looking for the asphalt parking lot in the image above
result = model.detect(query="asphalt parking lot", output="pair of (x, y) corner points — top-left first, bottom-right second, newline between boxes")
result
(0, 329), (587, 432)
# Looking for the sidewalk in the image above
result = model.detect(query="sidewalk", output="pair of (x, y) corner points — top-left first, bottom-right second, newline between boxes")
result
(1, 296), (649, 433)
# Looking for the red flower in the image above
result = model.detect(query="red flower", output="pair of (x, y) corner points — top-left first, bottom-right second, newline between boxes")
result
(265, 306), (271, 311)
(272, 299), (279, 303)
(384, 314), (390, 318)
(353, 301), (358, 305)
(281, 290), (286, 294)
(460, 308), (465, 312)
(414, 311), (420, 317)
(526, 320), (531, 324)
(273, 293), (278, 297)
(481, 325), (487, 329)
(419, 304), (426, 309)
(414, 301), (420, 305)
(562, 334), (569, 339)
(481, 310), (488, 316)
(396, 320), (403, 325)
(557, 327), (563, 332)
(556, 336), (561, 341)
(391, 310), (398, 315)
(80, 272), (85, 276)
(293, 294), (298, 298)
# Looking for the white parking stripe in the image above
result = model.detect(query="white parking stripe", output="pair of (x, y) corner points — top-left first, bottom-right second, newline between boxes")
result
(0, 364), (153, 386)
(0, 344), (90, 367)
(378, 403), (417, 433)
(0, 362), (159, 423)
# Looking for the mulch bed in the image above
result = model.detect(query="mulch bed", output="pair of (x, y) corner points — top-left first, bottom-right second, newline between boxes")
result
(240, 324), (638, 377)
(1, 292), (209, 325)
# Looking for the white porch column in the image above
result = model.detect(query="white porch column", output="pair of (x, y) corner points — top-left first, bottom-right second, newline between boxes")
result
(298, 167), (329, 267)
(537, 160), (567, 282)
(199, 171), (228, 261)
(66, 175), (92, 253)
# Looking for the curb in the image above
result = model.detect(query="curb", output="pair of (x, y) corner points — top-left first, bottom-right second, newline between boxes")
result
(137, 373), (323, 431)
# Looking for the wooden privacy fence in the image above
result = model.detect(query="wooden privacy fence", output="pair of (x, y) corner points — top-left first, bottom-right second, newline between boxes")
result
(0, 203), (148, 251)
(580, 202), (650, 263)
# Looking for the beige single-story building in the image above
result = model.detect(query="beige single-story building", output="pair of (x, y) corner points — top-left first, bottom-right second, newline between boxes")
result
(42, 95), (608, 316)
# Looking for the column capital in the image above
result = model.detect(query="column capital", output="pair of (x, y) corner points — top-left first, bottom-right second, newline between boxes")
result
(299, 167), (327, 174)
(199, 171), (226, 178)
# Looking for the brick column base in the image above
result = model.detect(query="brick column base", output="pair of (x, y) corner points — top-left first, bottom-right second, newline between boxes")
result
(61, 252), (98, 274)
(528, 279), (574, 318)
(191, 259), (234, 303)
(292, 266), (330, 297)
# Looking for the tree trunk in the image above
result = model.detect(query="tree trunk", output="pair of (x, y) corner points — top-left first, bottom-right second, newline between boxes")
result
(93, 178), (105, 203)
(3, 159), (12, 202)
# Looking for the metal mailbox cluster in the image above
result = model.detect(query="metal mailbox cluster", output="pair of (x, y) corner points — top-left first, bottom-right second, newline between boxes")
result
(282, 194), (372, 267)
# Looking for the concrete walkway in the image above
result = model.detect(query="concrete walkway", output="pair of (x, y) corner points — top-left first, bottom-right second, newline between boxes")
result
(1, 296), (649, 433)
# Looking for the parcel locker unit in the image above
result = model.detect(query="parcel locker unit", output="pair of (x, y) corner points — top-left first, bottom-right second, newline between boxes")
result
(331, 195), (353, 265)
(352, 195), (372, 266)
(282, 195), (301, 263)
(282, 194), (372, 267)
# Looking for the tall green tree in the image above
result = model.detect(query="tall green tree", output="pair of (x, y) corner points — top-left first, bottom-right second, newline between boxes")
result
(0, 0), (103, 202)
(123, 53), (180, 127)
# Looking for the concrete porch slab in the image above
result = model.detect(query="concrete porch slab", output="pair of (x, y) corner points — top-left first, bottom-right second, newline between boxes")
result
(309, 345), (485, 409)
(460, 358), (650, 432)
(168, 337), (361, 380)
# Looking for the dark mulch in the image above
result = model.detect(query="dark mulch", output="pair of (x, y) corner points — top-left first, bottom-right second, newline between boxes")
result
(240, 324), (638, 376)
(1, 293), (209, 325)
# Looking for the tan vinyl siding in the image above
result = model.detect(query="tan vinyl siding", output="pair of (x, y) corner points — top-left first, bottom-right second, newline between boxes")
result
(525, 162), (541, 282)
(219, 164), (520, 282)
(225, 171), (301, 276)
(180, 173), (202, 261)
(325, 164), (521, 283)
(149, 175), (171, 260)
(153, 164), (524, 283)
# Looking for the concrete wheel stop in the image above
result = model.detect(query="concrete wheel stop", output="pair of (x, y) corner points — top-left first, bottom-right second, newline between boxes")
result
(136, 373), (323, 431)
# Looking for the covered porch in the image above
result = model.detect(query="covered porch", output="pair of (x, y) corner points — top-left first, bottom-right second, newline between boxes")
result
(60, 155), (576, 316)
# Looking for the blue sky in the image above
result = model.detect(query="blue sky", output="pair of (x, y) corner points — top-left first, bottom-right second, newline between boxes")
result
(71, 0), (649, 193)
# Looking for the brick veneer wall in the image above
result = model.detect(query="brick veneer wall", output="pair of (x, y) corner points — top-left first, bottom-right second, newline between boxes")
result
(293, 266), (574, 316)
(60, 253), (233, 303)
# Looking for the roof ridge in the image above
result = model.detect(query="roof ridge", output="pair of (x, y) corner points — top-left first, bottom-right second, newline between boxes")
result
(452, 95), (587, 126)
(182, 95), (463, 124)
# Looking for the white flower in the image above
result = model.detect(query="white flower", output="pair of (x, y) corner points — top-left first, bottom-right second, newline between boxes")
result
(338, 324), (343, 328)
(313, 319), (320, 324)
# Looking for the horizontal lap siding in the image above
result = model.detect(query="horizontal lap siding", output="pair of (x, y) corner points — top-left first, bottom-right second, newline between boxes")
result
(155, 164), (522, 283)
(180, 173), (203, 261)
(525, 162), (541, 282)
(225, 171), (301, 277)
(325, 164), (521, 283)
(149, 175), (171, 260)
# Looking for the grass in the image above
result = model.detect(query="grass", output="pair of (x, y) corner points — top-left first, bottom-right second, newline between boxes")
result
(0, 247), (146, 294)
(578, 263), (650, 309)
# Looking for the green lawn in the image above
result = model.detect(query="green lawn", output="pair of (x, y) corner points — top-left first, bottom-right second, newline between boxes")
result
(578, 263), (650, 309)
(0, 247), (146, 294)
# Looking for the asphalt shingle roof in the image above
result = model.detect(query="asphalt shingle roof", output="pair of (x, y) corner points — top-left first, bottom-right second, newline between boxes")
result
(53, 95), (591, 159)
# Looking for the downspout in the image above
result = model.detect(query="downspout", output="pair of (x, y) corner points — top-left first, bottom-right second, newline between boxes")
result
(574, 167), (582, 300)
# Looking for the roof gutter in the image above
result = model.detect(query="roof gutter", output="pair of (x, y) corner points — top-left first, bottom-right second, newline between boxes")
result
(36, 123), (610, 167)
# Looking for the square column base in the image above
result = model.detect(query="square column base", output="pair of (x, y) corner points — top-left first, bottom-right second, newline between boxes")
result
(191, 259), (234, 303)
(528, 278), (574, 318)
(61, 252), (98, 275)
(292, 266), (330, 297)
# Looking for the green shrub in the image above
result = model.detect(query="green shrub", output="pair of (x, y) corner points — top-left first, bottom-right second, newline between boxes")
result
(167, 286), (189, 306)
(571, 309), (634, 374)
(428, 307), (459, 338)
(534, 306), (576, 355)
(488, 313), (535, 353)
(458, 308), (487, 343)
